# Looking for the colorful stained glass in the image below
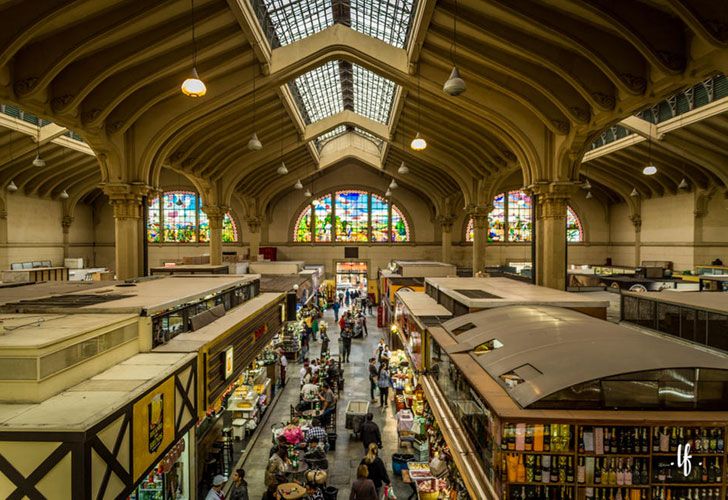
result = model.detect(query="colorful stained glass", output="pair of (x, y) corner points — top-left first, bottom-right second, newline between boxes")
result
(465, 218), (474, 242)
(163, 191), (197, 242)
(147, 196), (161, 243)
(198, 210), (210, 243)
(566, 206), (583, 242)
(370, 194), (389, 242)
(222, 214), (238, 242)
(313, 195), (332, 242)
(391, 204), (409, 242)
(295, 206), (312, 242)
(488, 193), (505, 242)
(507, 190), (532, 241)
(335, 190), (369, 242)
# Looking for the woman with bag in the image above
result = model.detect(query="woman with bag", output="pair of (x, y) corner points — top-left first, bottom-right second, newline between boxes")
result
(349, 465), (377, 500)
(377, 363), (392, 408)
(360, 444), (390, 498)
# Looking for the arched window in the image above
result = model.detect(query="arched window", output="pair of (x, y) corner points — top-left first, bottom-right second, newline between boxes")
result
(293, 190), (410, 243)
(146, 190), (239, 243)
(466, 190), (583, 243)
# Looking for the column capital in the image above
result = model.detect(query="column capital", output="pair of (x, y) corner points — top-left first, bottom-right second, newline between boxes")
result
(436, 214), (456, 233)
(0, 209), (7, 220)
(62, 215), (74, 233)
(103, 182), (152, 220)
(630, 214), (642, 232)
(245, 216), (263, 233)
(201, 205), (228, 219)
(529, 181), (579, 199)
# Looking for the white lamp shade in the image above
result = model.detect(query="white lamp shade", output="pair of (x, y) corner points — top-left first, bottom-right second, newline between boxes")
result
(410, 132), (427, 151)
(642, 164), (657, 175)
(443, 66), (466, 96)
(59, 189), (69, 200)
(181, 68), (207, 97)
(32, 154), (46, 167)
(389, 179), (398, 189)
(582, 179), (592, 190)
(6, 180), (17, 192)
(397, 161), (409, 174)
(294, 179), (303, 189)
(585, 191), (593, 199)
(385, 189), (392, 197)
(247, 133), (262, 151)
(277, 162), (288, 175)
(678, 178), (689, 189)
(304, 189), (312, 197)
(630, 188), (639, 197)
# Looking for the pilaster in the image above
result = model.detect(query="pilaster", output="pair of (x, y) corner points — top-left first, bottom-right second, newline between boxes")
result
(103, 182), (150, 279)
(437, 215), (455, 264)
(62, 215), (74, 259)
(630, 214), (642, 268)
(202, 205), (227, 266)
(532, 183), (576, 290)
(246, 217), (262, 261)
(468, 204), (492, 275)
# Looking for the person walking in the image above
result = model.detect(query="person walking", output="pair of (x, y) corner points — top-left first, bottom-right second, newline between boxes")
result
(361, 444), (390, 498)
(332, 301), (340, 321)
(367, 358), (378, 402)
(345, 289), (350, 307)
(349, 465), (377, 500)
(359, 413), (382, 451)
(340, 326), (353, 363)
(205, 475), (226, 500)
(360, 311), (368, 337)
(377, 363), (392, 407)
(278, 349), (287, 388)
(229, 468), (249, 500)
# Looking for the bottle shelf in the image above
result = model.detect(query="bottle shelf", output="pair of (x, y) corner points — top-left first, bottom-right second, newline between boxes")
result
(501, 450), (575, 456)
(581, 453), (651, 458)
(578, 484), (650, 488)
(652, 452), (724, 457)
(508, 481), (575, 487)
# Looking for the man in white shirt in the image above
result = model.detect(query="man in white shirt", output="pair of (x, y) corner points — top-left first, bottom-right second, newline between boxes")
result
(278, 349), (287, 387)
(205, 474), (225, 500)
(302, 382), (319, 401)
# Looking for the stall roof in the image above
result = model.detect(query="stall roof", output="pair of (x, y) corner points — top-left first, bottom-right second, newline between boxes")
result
(622, 290), (728, 315)
(395, 260), (455, 268)
(438, 305), (728, 409)
(153, 292), (284, 353)
(426, 277), (609, 309)
(0, 275), (260, 315)
(395, 290), (451, 320)
(0, 281), (119, 305)
(0, 352), (196, 432)
(259, 274), (310, 293)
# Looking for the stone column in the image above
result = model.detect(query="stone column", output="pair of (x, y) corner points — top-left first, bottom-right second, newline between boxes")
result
(469, 206), (490, 275)
(437, 215), (455, 264)
(0, 207), (8, 270)
(61, 215), (74, 259)
(246, 217), (262, 261)
(630, 215), (642, 268)
(105, 184), (148, 280)
(202, 205), (226, 266)
(535, 189), (571, 290)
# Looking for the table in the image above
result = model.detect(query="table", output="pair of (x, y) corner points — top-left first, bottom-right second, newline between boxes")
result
(277, 482), (307, 499)
(283, 452), (309, 483)
(401, 470), (418, 500)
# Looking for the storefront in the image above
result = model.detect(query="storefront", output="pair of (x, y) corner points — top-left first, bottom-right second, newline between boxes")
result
(335, 260), (368, 293)
(427, 305), (728, 500)
(129, 430), (193, 500)
(392, 290), (451, 366)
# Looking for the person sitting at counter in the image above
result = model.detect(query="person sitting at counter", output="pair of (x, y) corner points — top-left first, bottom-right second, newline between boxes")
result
(305, 418), (329, 450)
(301, 366), (313, 386)
(311, 359), (320, 377)
(299, 359), (309, 380)
(302, 381), (320, 402)
(282, 417), (305, 445)
(264, 447), (289, 500)
(303, 437), (328, 470)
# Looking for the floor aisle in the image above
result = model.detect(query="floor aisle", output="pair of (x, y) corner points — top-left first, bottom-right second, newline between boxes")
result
(243, 305), (408, 499)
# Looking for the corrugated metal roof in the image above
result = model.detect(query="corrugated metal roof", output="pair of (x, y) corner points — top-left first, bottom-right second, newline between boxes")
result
(441, 305), (728, 408)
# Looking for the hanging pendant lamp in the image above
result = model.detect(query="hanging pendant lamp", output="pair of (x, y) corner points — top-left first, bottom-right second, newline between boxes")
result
(181, 0), (206, 97)
(304, 188), (312, 197)
(678, 178), (688, 190)
(59, 189), (69, 200)
(443, 0), (465, 96)
(277, 161), (288, 175)
(398, 161), (409, 174)
(410, 132), (427, 151)
(32, 153), (46, 167)
(6, 180), (17, 192)
(248, 132), (262, 151)
(389, 179), (398, 189)
(582, 179), (592, 190)
(643, 164), (657, 176)
(294, 179), (303, 189)
(385, 188), (392, 197)
(630, 188), (639, 197)
(585, 191), (593, 199)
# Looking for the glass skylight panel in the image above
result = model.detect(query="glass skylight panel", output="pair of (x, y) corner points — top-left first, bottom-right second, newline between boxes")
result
(352, 64), (395, 123)
(290, 61), (343, 124)
(317, 125), (347, 144)
(350, 0), (416, 48)
(355, 127), (383, 148)
(257, 0), (333, 46)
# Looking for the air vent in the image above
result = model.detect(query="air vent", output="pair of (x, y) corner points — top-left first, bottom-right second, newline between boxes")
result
(473, 339), (503, 355)
(455, 289), (501, 299)
(501, 364), (542, 389)
(451, 322), (476, 335)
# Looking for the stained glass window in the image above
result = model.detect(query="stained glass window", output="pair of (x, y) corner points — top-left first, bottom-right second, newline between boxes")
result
(391, 204), (409, 242)
(147, 196), (161, 243)
(147, 191), (238, 243)
(371, 193), (389, 242)
(336, 190), (369, 242)
(566, 206), (583, 242)
(295, 206), (312, 242)
(507, 190), (532, 242)
(313, 195), (333, 242)
(292, 190), (409, 243)
(465, 191), (583, 244)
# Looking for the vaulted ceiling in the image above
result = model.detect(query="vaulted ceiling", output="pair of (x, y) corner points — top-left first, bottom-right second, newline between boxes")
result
(1, 0), (727, 218)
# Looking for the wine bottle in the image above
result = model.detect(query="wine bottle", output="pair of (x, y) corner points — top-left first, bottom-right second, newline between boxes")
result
(544, 424), (551, 452)
(608, 459), (617, 486)
(566, 457), (574, 483)
(641, 427), (649, 454)
(595, 458), (602, 485)
(559, 456), (567, 483)
(611, 427), (618, 453)
(542, 455), (551, 483)
(534, 455), (542, 482)
(670, 427), (678, 453)
(701, 429), (709, 452)
(717, 428), (724, 453)
(577, 456), (585, 484)
(616, 458), (624, 486)
(502, 424), (510, 450)
(712, 457), (720, 483)
(653, 427), (661, 453)
(660, 427), (670, 452)
(579, 428), (585, 453)
(640, 459), (648, 485)
(624, 458), (632, 486)
(709, 429), (717, 453)
(605, 427), (611, 454)
(525, 425), (534, 451)
(551, 456), (559, 483)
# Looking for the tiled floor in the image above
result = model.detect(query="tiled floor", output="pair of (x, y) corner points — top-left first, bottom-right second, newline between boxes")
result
(242, 306), (409, 499)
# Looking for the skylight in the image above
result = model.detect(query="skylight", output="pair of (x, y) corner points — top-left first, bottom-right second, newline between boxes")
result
(290, 61), (396, 125)
(354, 128), (384, 148)
(317, 125), (347, 145)
(255, 0), (416, 49)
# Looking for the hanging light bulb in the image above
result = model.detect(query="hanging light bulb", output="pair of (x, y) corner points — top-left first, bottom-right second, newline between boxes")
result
(585, 191), (593, 199)
(410, 132), (427, 151)
(277, 162), (288, 175)
(59, 189), (69, 200)
(6, 180), (17, 192)
(582, 179), (592, 190)
(678, 178), (689, 190)
(630, 188), (639, 197)
(397, 161), (409, 175)
(389, 179), (398, 189)
(247, 132), (262, 151)
(385, 188), (392, 197)
(304, 189), (312, 197)
(294, 179), (303, 189)
(32, 153), (46, 167)
(642, 164), (657, 175)
(181, 67), (206, 97)
(443, 67), (466, 96)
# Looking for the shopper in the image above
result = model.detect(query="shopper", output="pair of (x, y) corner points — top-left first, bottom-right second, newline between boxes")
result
(377, 364), (392, 407)
(376, 339), (386, 364)
(264, 446), (289, 494)
(319, 382), (337, 426)
(360, 311), (368, 336)
(332, 301), (340, 321)
(205, 474), (226, 500)
(229, 468), (249, 500)
(340, 326), (353, 363)
(278, 349), (287, 387)
(305, 417), (329, 450)
(338, 291), (344, 306)
(345, 288), (350, 307)
(360, 413), (382, 451)
(320, 327), (329, 357)
(368, 358), (378, 402)
(349, 465), (377, 500)
(361, 444), (390, 497)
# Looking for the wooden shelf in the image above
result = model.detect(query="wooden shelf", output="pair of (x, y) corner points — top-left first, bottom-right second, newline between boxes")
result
(578, 484), (650, 488)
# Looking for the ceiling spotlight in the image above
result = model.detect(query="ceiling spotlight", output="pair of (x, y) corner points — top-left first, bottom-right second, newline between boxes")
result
(247, 133), (262, 151)
(585, 191), (593, 199)
(294, 179), (303, 189)
(277, 162), (288, 175)
(678, 178), (689, 190)
(6, 180), (17, 192)
(443, 67), (466, 96)
(59, 189), (69, 200)
(630, 188), (639, 197)
(398, 161), (409, 175)
(32, 154), (46, 167)
(181, 67), (207, 97)
(389, 179), (398, 189)
(385, 188), (392, 197)
(642, 164), (657, 176)
(303, 189), (312, 197)
(410, 132), (427, 151)
(582, 179), (592, 190)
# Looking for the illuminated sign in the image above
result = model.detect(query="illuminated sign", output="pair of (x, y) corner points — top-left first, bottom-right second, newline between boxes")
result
(224, 346), (234, 379)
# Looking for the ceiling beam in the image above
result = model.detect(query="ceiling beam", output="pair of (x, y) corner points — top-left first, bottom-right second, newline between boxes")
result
(226, 0), (272, 72)
(303, 110), (390, 142)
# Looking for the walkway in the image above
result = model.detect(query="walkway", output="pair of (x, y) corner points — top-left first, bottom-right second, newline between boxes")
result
(242, 305), (408, 499)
